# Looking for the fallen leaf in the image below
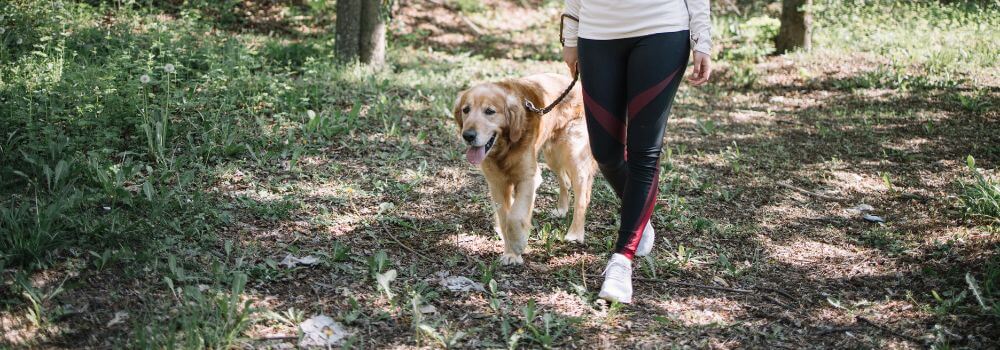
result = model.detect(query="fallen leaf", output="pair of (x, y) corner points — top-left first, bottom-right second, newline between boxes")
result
(862, 213), (885, 223)
(846, 204), (874, 214)
(376, 269), (397, 299)
(440, 275), (485, 293)
(299, 315), (348, 347)
(419, 304), (438, 314)
(280, 254), (320, 268)
(106, 311), (128, 327)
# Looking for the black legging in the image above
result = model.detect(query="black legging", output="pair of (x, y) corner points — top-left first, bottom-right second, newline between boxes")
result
(578, 31), (689, 259)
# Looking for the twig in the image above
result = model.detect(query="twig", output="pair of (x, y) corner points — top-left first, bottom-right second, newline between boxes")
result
(755, 286), (796, 301)
(635, 277), (797, 309)
(423, 0), (484, 35)
(762, 294), (791, 309)
(634, 277), (755, 294)
(379, 226), (434, 263)
(776, 181), (845, 202)
(856, 316), (923, 345)
(459, 15), (484, 35)
(815, 326), (862, 336)
(255, 335), (298, 341)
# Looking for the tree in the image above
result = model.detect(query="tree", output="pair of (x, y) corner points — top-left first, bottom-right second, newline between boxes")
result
(336, 0), (386, 66)
(775, 0), (812, 53)
(359, 0), (387, 66)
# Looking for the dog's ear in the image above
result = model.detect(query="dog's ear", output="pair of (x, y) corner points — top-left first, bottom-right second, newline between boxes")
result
(505, 93), (526, 143)
(452, 89), (467, 129)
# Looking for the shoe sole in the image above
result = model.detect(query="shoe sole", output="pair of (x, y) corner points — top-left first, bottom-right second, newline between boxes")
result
(598, 290), (632, 304)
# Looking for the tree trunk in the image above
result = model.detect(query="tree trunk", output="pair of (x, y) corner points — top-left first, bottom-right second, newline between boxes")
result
(775, 0), (812, 53)
(359, 0), (387, 67)
(335, 0), (362, 62)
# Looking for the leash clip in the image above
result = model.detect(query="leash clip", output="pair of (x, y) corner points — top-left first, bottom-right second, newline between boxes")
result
(525, 100), (543, 114)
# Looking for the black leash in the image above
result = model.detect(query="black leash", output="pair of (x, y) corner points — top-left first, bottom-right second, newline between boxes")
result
(524, 13), (580, 116)
(525, 64), (579, 115)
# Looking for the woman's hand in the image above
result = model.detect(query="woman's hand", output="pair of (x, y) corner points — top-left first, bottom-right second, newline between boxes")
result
(687, 51), (711, 86)
(563, 46), (579, 77)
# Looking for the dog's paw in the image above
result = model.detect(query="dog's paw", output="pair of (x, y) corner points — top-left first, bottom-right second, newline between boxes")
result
(564, 232), (585, 243)
(550, 207), (568, 218)
(499, 253), (524, 265)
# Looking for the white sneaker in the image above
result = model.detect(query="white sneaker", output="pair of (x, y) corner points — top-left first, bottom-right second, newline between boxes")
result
(634, 222), (655, 257)
(598, 253), (633, 304)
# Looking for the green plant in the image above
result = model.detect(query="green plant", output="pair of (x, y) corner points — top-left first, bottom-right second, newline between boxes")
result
(519, 300), (577, 349)
(417, 323), (466, 349)
(971, 258), (1000, 318)
(0, 197), (67, 269)
(133, 273), (255, 349)
(695, 118), (718, 136)
(478, 260), (499, 286)
(15, 272), (68, 328)
(264, 307), (306, 328)
(930, 289), (967, 317)
(538, 222), (559, 254)
(959, 156), (1000, 223)
(368, 250), (391, 278)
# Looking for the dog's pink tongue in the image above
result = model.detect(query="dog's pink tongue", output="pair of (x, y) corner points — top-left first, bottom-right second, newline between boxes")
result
(466, 146), (486, 165)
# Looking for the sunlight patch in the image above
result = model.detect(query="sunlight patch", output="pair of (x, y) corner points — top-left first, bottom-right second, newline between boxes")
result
(650, 296), (740, 327)
(446, 233), (501, 255)
(535, 289), (591, 318)
(768, 238), (859, 267)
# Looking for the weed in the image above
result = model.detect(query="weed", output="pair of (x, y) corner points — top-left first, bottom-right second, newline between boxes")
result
(959, 156), (1000, 223)
(519, 300), (577, 349)
(133, 273), (255, 349)
(264, 307), (307, 328)
(695, 118), (718, 136)
(0, 197), (68, 269)
(477, 260), (500, 286)
(15, 272), (68, 328)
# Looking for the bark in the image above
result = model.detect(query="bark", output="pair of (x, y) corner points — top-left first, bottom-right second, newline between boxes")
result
(359, 0), (387, 67)
(335, 0), (362, 62)
(775, 0), (812, 53)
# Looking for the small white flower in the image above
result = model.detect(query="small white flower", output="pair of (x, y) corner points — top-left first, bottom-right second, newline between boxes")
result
(17, 38), (23, 45)
(306, 110), (317, 119)
(163, 64), (175, 73)
(139, 74), (151, 84)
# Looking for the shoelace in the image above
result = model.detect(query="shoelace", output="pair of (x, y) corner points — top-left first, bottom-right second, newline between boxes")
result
(602, 260), (631, 282)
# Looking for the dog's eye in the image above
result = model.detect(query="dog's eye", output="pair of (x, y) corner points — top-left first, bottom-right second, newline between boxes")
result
(484, 107), (496, 115)
(462, 106), (470, 114)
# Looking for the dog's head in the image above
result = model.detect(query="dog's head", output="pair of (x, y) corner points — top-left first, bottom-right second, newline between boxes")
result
(452, 83), (526, 165)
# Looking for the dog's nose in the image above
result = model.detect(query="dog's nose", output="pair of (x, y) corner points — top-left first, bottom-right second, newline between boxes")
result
(462, 130), (477, 143)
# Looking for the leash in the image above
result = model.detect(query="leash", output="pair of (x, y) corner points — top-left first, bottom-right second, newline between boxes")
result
(524, 67), (578, 115)
(525, 14), (580, 116)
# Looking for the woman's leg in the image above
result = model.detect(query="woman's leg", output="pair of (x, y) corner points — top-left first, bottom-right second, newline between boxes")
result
(578, 37), (632, 200)
(614, 31), (690, 259)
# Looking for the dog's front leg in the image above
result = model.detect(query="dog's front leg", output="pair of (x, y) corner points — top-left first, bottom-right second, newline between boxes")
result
(486, 180), (514, 252)
(500, 179), (537, 265)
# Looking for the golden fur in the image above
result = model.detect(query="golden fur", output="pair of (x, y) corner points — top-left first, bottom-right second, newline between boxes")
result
(453, 73), (597, 265)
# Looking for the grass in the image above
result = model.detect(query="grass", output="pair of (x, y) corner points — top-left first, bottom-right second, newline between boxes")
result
(961, 156), (1000, 223)
(1, 0), (999, 348)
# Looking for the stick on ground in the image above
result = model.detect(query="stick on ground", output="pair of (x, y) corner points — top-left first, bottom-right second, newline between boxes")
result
(776, 181), (845, 202)
(856, 316), (923, 344)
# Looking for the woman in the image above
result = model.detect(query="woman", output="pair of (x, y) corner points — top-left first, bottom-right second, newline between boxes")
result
(561, 0), (712, 303)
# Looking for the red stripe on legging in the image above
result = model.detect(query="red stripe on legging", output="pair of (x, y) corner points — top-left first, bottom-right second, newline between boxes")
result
(628, 68), (681, 120)
(583, 88), (625, 144)
(621, 170), (660, 259)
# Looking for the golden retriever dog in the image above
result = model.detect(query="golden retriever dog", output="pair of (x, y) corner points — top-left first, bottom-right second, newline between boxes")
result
(453, 73), (596, 265)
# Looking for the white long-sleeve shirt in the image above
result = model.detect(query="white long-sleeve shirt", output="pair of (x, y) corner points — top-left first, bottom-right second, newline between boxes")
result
(562, 0), (712, 54)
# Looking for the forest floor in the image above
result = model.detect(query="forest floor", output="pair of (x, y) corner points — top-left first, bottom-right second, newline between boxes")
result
(2, 0), (998, 348)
